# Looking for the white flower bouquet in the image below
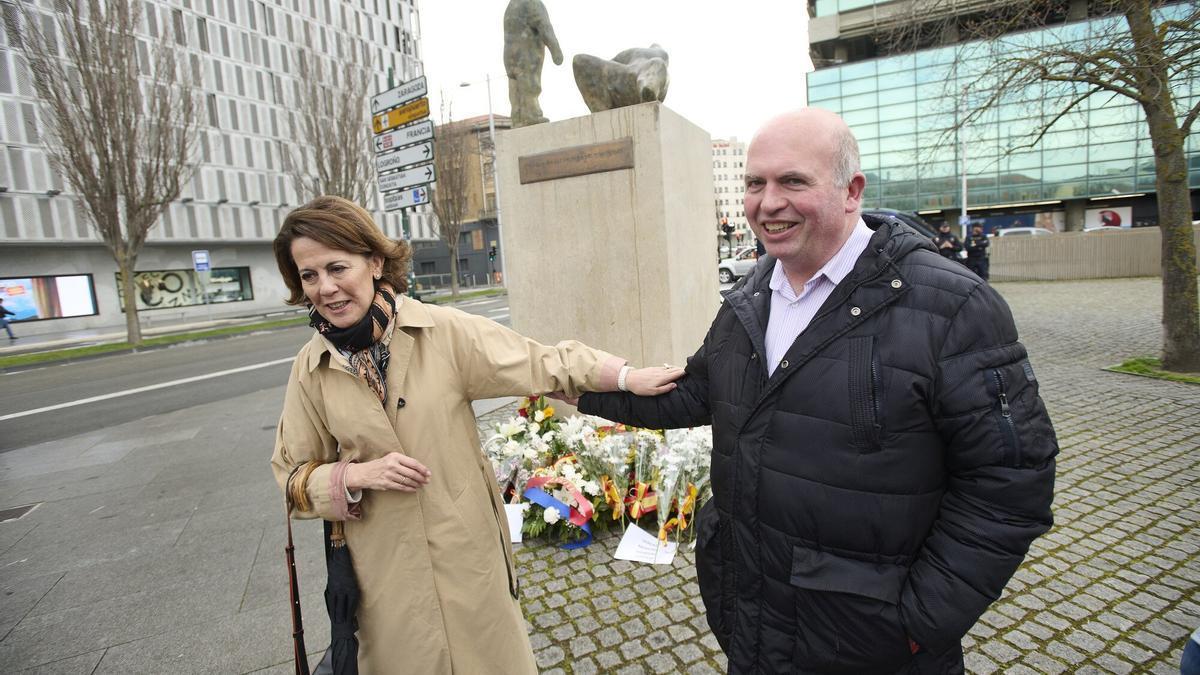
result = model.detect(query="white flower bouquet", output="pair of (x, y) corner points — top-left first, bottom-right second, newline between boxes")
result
(483, 396), (714, 548)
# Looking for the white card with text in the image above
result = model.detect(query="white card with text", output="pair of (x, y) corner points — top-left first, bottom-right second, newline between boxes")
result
(614, 523), (677, 565)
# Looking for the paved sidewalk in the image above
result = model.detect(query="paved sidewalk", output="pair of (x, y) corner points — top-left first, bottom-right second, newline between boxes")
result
(0, 277), (1196, 673)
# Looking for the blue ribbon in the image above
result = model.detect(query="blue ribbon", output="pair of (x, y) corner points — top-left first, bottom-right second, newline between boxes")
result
(523, 487), (592, 550)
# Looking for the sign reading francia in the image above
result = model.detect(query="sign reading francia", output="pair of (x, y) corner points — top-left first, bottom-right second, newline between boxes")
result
(378, 163), (436, 194)
(371, 75), (428, 115)
(372, 97), (430, 135)
(376, 142), (433, 174)
(375, 120), (434, 153)
(383, 186), (430, 212)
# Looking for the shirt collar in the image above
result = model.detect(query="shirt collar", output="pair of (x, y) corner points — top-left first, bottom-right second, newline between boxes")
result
(767, 217), (873, 295)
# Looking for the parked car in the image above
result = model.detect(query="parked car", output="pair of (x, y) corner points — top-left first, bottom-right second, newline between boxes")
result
(995, 227), (1054, 237)
(862, 208), (940, 241)
(718, 247), (759, 283)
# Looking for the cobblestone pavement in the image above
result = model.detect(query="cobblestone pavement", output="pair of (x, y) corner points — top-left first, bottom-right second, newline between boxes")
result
(486, 277), (1199, 674)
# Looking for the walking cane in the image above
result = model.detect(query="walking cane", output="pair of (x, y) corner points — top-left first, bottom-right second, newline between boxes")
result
(285, 465), (311, 675)
(287, 511), (310, 675)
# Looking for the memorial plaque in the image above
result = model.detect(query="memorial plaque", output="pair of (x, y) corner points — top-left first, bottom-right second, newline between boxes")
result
(518, 138), (634, 185)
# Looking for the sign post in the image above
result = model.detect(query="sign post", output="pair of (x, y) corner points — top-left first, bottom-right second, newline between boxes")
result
(372, 98), (431, 135)
(373, 76), (437, 297)
(379, 164), (436, 194)
(192, 250), (213, 321)
(376, 141), (433, 174)
(372, 75), (428, 115)
(383, 186), (431, 211)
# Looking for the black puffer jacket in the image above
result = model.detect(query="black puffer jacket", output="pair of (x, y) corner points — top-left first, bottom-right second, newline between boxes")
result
(580, 215), (1057, 674)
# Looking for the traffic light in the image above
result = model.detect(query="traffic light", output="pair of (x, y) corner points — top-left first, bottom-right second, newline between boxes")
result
(488, 246), (497, 262)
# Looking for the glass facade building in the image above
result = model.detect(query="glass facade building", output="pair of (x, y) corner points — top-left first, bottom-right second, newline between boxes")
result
(808, 6), (1200, 227)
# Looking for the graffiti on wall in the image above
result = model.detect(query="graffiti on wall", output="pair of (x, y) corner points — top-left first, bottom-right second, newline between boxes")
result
(116, 267), (253, 311)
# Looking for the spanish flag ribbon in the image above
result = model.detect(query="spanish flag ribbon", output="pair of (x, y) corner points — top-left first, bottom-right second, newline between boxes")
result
(626, 481), (658, 519)
(601, 476), (625, 520)
(658, 483), (699, 541)
(595, 424), (628, 437)
(550, 454), (577, 471)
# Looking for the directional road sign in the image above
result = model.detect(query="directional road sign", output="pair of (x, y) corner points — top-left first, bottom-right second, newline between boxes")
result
(383, 186), (430, 212)
(379, 163), (436, 194)
(373, 97), (430, 135)
(372, 76), (428, 115)
(377, 141), (433, 174)
(375, 120), (434, 153)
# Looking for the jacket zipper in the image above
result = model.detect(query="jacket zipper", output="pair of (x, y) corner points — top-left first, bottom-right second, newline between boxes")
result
(992, 369), (1020, 466)
(870, 355), (881, 434)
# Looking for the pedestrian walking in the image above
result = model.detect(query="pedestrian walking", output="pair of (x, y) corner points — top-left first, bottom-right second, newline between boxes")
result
(270, 196), (681, 674)
(0, 298), (17, 340)
(965, 222), (991, 280)
(577, 109), (1057, 673)
(931, 221), (963, 261)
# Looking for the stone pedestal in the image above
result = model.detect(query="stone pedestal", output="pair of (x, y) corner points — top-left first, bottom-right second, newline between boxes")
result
(495, 102), (718, 367)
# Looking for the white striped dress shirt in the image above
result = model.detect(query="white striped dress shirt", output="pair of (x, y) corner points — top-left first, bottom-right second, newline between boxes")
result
(764, 218), (874, 375)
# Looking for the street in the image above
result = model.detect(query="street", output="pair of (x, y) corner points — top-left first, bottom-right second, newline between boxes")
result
(0, 279), (1196, 673)
(0, 295), (512, 452)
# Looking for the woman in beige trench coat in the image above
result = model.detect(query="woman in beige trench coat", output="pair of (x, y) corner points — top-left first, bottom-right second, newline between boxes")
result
(270, 196), (681, 674)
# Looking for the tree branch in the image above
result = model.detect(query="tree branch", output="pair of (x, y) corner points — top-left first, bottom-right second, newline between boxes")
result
(1181, 97), (1200, 137)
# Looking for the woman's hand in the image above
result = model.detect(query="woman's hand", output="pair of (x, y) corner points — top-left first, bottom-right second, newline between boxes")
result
(345, 452), (431, 493)
(625, 365), (685, 396)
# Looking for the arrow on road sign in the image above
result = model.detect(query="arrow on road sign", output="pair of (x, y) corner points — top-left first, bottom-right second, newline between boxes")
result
(379, 162), (436, 194)
(375, 120), (435, 153)
(383, 186), (430, 212)
(373, 97), (430, 135)
(372, 76), (428, 115)
(376, 141), (433, 174)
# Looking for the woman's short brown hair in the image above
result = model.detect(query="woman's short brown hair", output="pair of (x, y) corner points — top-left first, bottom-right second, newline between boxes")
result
(273, 195), (412, 305)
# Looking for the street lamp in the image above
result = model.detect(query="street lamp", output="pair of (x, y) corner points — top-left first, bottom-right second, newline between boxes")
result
(459, 75), (506, 287)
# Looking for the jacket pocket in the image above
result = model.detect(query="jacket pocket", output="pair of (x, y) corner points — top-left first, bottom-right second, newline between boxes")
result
(694, 500), (731, 650)
(790, 545), (912, 673)
(988, 368), (1023, 467)
(848, 336), (882, 452)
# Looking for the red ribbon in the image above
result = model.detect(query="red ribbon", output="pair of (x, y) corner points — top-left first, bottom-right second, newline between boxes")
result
(524, 475), (593, 527)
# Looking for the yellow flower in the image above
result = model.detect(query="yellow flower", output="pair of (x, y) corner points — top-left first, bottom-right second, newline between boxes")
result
(543, 406), (555, 418)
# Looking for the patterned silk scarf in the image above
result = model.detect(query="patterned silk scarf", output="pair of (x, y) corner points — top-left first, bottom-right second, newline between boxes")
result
(309, 282), (397, 402)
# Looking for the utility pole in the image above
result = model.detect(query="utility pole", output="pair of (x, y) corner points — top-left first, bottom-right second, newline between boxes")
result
(485, 74), (506, 287)
(959, 86), (969, 239)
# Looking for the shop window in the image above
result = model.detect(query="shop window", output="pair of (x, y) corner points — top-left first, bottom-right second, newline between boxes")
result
(0, 275), (99, 321)
(115, 267), (254, 311)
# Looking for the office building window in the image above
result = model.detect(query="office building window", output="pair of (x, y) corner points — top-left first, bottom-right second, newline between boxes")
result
(197, 17), (209, 51)
(172, 8), (186, 45)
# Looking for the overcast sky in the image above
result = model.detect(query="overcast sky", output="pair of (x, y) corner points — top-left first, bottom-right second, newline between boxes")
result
(416, 0), (812, 143)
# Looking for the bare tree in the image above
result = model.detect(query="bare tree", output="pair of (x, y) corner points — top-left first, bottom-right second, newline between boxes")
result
(431, 117), (476, 299)
(876, 0), (1200, 371)
(7, 0), (199, 346)
(287, 38), (374, 204)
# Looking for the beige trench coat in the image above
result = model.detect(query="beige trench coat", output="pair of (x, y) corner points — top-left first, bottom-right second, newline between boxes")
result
(272, 297), (617, 674)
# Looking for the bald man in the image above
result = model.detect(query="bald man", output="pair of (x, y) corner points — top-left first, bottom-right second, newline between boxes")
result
(579, 109), (1057, 673)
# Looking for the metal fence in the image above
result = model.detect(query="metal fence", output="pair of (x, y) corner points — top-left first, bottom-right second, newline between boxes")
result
(990, 225), (1200, 281)
(413, 272), (501, 292)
